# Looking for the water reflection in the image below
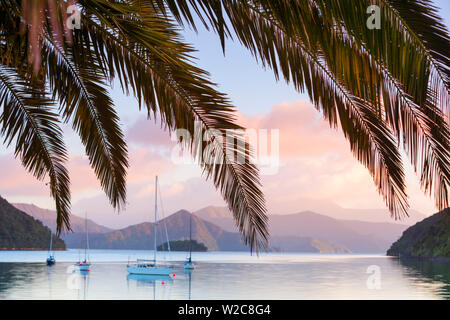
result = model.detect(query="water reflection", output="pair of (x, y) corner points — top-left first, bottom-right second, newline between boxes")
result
(0, 255), (449, 299)
(0, 263), (43, 295)
(126, 274), (173, 284)
(67, 269), (90, 300)
(184, 269), (192, 300)
(396, 257), (450, 299)
(126, 274), (173, 300)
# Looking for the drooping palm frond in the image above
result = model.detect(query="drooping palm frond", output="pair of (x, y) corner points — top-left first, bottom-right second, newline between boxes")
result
(310, 0), (450, 210)
(1, 0), (447, 247)
(75, 0), (268, 251)
(42, 34), (129, 211)
(255, 0), (449, 214)
(223, 0), (409, 216)
(159, 0), (449, 216)
(0, 66), (71, 233)
(1, 0), (129, 227)
(0, 0), (269, 250)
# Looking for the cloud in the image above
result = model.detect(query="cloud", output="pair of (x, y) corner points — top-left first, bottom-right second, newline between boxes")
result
(237, 101), (349, 159)
(0, 100), (438, 227)
(0, 153), (48, 197)
(126, 116), (175, 149)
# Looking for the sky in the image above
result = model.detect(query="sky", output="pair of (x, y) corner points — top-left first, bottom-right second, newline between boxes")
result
(0, 1), (449, 228)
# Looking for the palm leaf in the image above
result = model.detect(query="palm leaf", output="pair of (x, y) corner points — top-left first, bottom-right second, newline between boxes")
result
(159, 0), (449, 215)
(77, 0), (269, 251)
(42, 33), (129, 211)
(0, 66), (71, 233)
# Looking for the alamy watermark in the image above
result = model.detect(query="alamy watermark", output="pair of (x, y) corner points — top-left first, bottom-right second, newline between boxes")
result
(366, 265), (381, 290)
(170, 121), (280, 175)
(367, 5), (381, 30)
(66, 4), (81, 30)
(66, 265), (87, 290)
(65, 4), (381, 31)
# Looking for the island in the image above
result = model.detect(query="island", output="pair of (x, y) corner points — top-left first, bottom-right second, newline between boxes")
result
(158, 240), (208, 252)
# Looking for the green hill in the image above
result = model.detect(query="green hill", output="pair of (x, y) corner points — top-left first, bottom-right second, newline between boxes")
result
(158, 240), (208, 252)
(387, 209), (450, 258)
(0, 196), (65, 250)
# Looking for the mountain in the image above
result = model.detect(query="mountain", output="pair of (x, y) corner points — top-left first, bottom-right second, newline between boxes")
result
(76, 210), (350, 253)
(12, 203), (113, 234)
(323, 208), (427, 225)
(13, 201), (406, 253)
(195, 206), (408, 252)
(270, 236), (351, 253)
(0, 196), (65, 250)
(387, 209), (450, 258)
(194, 206), (238, 231)
(195, 205), (425, 227)
(80, 210), (248, 251)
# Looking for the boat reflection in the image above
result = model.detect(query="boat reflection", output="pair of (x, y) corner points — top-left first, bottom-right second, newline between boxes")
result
(126, 274), (173, 284)
(126, 273), (173, 300)
(78, 270), (90, 277)
(184, 269), (192, 300)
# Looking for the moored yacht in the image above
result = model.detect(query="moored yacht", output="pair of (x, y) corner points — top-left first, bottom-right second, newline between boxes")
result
(127, 176), (173, 276)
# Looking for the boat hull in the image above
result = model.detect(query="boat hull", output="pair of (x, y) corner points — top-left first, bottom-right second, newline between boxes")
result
(127, 274), (173, 283)
(126, 265), (172, 276)
(74, 263), (91, 272)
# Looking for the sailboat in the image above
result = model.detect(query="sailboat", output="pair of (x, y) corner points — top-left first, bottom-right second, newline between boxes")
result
(74, 213), (91, 272)
(46, 231), (55, 266)
(184, 215), (195, 270)
(127, 176), (173, 276)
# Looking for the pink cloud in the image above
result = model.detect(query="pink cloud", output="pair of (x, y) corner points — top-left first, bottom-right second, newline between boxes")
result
(237, 101), (349, 159)
(0, 100), (438, 226)
(0, 153), (49, 197)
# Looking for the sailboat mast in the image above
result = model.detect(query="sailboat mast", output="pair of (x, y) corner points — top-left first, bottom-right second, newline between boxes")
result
(84, 212), (87, 261)
(154, 175), (158, 262)
(189, 215), (192, 260)
(49, 231), (53, 254)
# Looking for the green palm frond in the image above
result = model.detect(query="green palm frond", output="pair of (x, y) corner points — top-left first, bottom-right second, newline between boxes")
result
(42, 33), (129, 211)
(159, 0), (449, 215)
(1, 0), (448, 248)
(232, 1), (409, 216)
(0, 0), (269, 251)
(0, 66), (70, 233)
(76, 0), (268, 250)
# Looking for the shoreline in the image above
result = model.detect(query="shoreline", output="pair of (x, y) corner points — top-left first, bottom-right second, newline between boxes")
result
(0, 248), (66, 251)
(391, 255), (450, 263)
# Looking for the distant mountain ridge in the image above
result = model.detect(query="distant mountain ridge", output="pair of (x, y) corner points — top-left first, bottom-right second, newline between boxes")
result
(195, 205), (425, 227)
(66, 210), (352, 253)
(195, 206), (409, 252)
(14, 202), (411, 253)
(0, 196), (65, 250)
(12, 203), (112, 234)
(82, 210), (250, 251)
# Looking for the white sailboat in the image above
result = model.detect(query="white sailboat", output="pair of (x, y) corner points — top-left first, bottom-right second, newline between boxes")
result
(74, 213), (91, 272)
(127, 176), (173, 276)
(184, 215), (195, 270)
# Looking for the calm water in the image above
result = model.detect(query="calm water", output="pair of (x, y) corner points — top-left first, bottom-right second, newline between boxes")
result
(0, 250), (449, 300)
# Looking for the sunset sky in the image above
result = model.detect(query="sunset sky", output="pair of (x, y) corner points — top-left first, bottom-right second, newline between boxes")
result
(0, 1), (448, 228)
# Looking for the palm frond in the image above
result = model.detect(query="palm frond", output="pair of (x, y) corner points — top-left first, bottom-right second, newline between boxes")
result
(159, 0), (449, 215)
(42, 33), (129, 211)
(77, 0), (268, 251)
(309, 0), (450, 210)
(0, 66), (71, 233)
